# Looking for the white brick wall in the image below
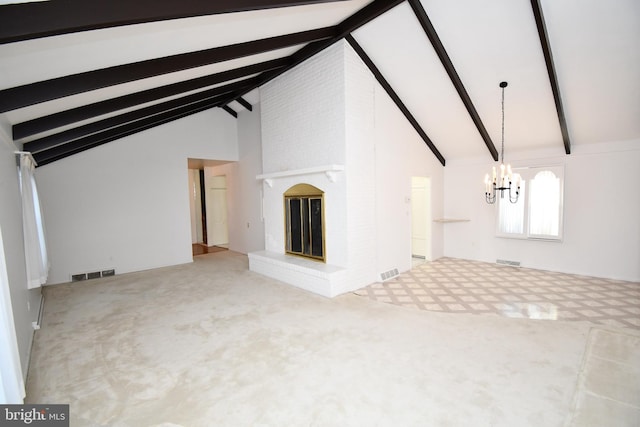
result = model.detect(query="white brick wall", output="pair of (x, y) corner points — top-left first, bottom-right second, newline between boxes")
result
(344, 43), (378, 288)
(261, 42), (346, 173)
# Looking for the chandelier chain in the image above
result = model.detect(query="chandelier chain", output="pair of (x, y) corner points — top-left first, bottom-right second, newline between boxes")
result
(501, 84), (505, 163)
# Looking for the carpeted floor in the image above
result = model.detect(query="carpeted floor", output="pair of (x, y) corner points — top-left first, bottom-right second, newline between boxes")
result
(26, 251), (640, 426)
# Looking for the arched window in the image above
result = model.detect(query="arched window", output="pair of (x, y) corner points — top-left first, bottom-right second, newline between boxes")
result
(497, 166), (564, 240)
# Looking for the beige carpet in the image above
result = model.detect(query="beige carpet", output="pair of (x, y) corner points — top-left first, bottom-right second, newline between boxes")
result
(26, 251), (640, 426)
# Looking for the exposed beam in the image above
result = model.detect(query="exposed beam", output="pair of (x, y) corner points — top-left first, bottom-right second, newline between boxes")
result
(33, 94), (233, 167)
(217, 0), (405, 106)
(13, 58), (285, 139)
(0, 27), (336, 113)
(236, 97), (253, 111)
(25, 78), (257, 153)
(335, 0), (405, 38)
(0, 0), (348, 44)
(222, 105), (238, 118)
(346, 35), (445, 166)
(31, 0), (406, 166)
(407, 0), (499, 161)
(530, 0), (571, 154)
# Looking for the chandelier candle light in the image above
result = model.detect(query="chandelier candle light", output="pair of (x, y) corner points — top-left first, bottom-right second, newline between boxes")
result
(484, 81), (521, 204)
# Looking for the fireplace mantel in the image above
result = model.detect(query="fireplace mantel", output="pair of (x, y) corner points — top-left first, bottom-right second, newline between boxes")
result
(257, 164), (344, 187)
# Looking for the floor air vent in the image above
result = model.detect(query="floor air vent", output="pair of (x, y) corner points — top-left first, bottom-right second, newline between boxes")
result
(496, 259), (521, 267)
(380, 268), (399, 281)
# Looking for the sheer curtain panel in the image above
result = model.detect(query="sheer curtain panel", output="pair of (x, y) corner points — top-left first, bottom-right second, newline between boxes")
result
(18, 153), (49, 288)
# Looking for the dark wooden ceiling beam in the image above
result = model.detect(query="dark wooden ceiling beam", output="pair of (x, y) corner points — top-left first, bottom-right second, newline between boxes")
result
(0, 26), (336, 113)
(216, 0), (405, 107)
(32, 94), (231, 167)
(407, 0), (499, 161)
(335, 0), (405, 38)
(0, 0), (348, 44)
(222, 106), (239, 118)
(530, 0), (571, 155)
(13, 58), (285, 139)
(25, 78), (257, 153)
(30, 0), (406, 165)
(236, 97), (253, 111)
(346, 35), (445, 166)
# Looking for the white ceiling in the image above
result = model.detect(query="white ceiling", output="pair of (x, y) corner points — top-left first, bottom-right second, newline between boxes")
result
(0, 0), (638, 163)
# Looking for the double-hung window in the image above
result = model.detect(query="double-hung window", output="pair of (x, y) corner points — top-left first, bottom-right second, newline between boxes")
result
(497, 165), (564, 240)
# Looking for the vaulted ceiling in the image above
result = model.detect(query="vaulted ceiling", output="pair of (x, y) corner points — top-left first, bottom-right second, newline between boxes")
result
(1, 0), (638, 167)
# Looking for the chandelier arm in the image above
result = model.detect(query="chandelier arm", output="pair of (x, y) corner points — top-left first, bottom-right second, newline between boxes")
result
(508, 182), (520, 203)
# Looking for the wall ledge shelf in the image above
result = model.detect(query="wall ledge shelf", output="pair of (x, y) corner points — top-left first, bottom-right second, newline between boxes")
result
(433, 218), (470, 223)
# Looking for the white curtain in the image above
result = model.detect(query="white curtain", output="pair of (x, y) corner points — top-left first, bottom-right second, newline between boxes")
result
(19, 154), (49, 289)
(498, 181), (526, 235)
(529, 171), (560, 237)
(0, 226), (25, 403)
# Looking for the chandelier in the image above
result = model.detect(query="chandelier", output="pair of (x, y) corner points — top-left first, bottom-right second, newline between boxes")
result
(484, 81), (520, 204)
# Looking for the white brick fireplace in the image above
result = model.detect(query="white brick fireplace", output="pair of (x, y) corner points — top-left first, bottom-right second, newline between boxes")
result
(248, 41), (378, 297)
(248, 39), (446, 297)
(248, 165), (350, 297)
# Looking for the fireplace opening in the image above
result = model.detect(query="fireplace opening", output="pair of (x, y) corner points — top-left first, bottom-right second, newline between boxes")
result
(284, 184), (325, 261)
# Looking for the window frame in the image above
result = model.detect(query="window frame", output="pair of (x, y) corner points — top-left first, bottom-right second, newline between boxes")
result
(495, 164), (565, 242)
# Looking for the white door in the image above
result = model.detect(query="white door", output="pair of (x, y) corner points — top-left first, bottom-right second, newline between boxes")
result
(206, 175), (228, 246)
(411, 177), (431, 260)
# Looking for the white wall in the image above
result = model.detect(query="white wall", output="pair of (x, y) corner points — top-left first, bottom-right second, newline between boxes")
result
(205, 107), (265, 255)
(344, 42), (446, 281)
(36, 109), (238, 284)
(233, 106), (266, 254)
(444, 140), (640, 282)
(372, 79), (446, 276)
(0, 123), (41, 381)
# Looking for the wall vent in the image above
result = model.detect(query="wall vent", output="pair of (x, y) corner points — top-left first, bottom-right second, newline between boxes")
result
(71, 269), (116, 282)
(496, 259), (521, 267)
(380, 268), (399, 281)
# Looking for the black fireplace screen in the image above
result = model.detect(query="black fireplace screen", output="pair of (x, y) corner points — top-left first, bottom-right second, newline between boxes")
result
(285, 196), (324, 260)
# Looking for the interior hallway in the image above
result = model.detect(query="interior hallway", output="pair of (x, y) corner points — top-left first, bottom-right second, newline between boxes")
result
(26, 251), (640, 426)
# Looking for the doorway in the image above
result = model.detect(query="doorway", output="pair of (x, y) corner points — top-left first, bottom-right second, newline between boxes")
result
(411, 176), (431, 265)
(188, 160), (231, 257)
